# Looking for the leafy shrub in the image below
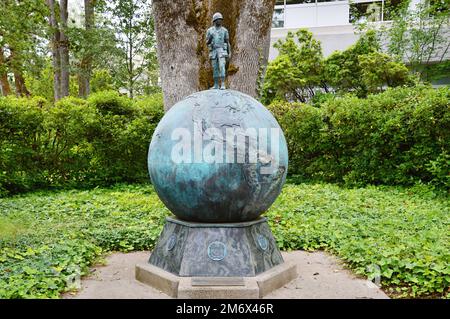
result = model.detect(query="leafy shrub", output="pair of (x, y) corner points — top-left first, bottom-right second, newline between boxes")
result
(24, 64), (55, 102)
(269, 86), (450, 187)
(359, 51), (414, 93)
(426, 152), (450, 190)
(324, 30), (380, 97)
(87, 90), (134, 116)
(310, 92), (335, 108)
(262, 29), (415, 104)
(0, 97), (48, 193)
(261, 29), (326, 104)
(0, 92), (164, 195)
(90, 69), (115, 93)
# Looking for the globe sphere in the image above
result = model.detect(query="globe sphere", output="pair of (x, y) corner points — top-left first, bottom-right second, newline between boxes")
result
(148, 89), (288, 222)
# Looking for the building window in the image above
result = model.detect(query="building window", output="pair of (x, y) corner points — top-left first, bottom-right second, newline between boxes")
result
(272, 7), (285, 28)
(350, 0), (406, 24)
(286, 0), (314, 4)
(350, 1), (382, 23)
(383, 0), (406, 20)
(273, 0), (357, 28)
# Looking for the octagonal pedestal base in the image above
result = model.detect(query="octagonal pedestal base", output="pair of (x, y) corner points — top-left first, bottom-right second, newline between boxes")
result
(135, 259), (297, 298)
(136, 216), (297, 298)
(148, 217), (284, 277)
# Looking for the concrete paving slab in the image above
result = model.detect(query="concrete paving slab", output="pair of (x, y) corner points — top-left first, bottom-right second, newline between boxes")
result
(178, 277), (260, 299)
(64, 250), (389, 299)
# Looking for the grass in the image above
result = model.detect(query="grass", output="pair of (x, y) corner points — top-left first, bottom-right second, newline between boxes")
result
(0, 182), (448, 298)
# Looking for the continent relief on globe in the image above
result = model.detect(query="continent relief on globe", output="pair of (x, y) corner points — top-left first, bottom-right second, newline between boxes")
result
(148, 90), (288, 223)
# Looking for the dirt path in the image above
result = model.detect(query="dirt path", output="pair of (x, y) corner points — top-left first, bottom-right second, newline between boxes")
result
(63, 251), (388, 299)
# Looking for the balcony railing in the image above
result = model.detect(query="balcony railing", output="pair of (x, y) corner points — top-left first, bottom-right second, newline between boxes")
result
(272, 0), (405, 29)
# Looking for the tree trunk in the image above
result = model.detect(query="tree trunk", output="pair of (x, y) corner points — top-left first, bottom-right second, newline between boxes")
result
(152, 0), (275, 111)
(78, 0), (94, 98)
(230, 1), (274, 98)
(47, 0), (61, 101)
(13, 70), (30, 97)
(0, 47), (11, 96)
(128, 36), (134, 98)
(9, 49), (30, 97)
(127, 13), (134, 99)
(59, 0), (70, 98)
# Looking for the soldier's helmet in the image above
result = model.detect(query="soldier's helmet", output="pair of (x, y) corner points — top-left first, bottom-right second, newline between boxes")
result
(212, 12), (223, 22)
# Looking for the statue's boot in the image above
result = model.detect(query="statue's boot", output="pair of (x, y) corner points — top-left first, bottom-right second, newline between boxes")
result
(212, 77), (219, 89)
(220, 77), (226, 90)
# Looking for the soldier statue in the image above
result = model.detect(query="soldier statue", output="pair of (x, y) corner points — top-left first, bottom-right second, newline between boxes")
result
(206, 12), (231, 90)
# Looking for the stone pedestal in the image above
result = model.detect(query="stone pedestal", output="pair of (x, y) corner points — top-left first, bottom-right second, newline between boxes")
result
(136, 259), (297, 298)
(149, 217), (283, 277)
(136, 217), (298, 298)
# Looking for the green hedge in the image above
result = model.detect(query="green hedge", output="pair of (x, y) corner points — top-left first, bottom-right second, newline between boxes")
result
(269, 86), (450, 188)
(1, 86), (448, 194)
(0, 91), (164, 196)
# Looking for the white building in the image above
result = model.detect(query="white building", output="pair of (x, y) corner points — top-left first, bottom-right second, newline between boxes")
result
(269, 0), (427, 59)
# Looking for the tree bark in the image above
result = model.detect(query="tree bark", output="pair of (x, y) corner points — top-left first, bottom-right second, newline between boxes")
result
(0, 47), (11, 96)
(47, 0), (61, 101)
(59, 0), (70, 98)
(152, 0), (275, 111)
(128, 13), (134, 98)
(9, 49), (30, 97)
(13, 69), (30, 97)
(78, 0), (94, 98)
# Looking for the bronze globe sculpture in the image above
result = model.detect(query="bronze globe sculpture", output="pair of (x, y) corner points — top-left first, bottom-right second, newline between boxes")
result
(141, 12), (291, 279)
(148, 89), (288, 223)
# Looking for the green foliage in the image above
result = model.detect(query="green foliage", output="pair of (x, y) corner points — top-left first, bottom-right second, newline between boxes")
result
(24, 62), (90, 101)
(262, 29), (415, 103)
(0, 183), (448, 298)
(269, 102), (328, 181)
(0, 96), (48, 193)
(426, 151), (450, 189)
(0, 92), (164, 195)
(0, 184), (168, 298)
(0, 240), (101, 298)
(103, 0), (159, 98)
(364, 0), (450, 82)
(310, 91), (335, 108)
(24, 63), (54, 101)
(0, 0), (159, 100)
(66, 7), (122, 95)
(262, 29), (326, 104)
(87, 90), (134, 116)
(324, 30), (380, 97)
(0, 0), (49, 94)
(90, 69), (115, 93)
(269, 86), (450, 188)
(359, 51), (414, 93)
(267, 183), (450, 298)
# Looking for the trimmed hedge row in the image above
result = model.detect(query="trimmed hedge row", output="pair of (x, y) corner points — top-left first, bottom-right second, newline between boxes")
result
(268, 86), (450, 188)
(0, 91), (164, 196)
(1, 86), (448, 194)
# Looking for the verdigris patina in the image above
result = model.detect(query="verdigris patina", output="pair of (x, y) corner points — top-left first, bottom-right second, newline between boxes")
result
(148, 217), (283, 277)
(206, 12), (231, 90)
(148, 89), (288, 223)
(140, 19), (293, 282)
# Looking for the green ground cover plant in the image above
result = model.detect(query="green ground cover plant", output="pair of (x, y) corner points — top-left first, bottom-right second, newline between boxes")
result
(0, 183), (448, 298)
